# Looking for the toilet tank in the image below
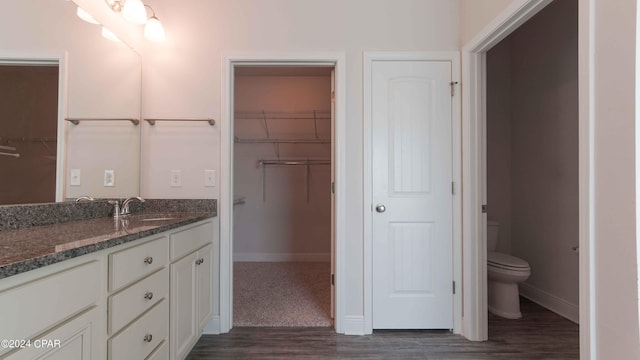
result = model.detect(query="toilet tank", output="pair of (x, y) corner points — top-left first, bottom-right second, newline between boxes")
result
(487, 221), (499, 251)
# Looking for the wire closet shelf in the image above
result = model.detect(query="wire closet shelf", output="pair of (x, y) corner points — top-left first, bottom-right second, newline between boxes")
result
(235, 110), (332, 202)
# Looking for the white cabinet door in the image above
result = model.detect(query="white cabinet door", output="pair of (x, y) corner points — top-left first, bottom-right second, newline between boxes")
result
(170, 243), (213, 360)
(7, 307), (99, 360)
(170, 252), (198, 360)
(196, 244), (213, 331)
(371, 59), (454, 329)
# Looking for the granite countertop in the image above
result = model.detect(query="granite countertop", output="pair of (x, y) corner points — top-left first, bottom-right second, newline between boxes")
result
(0, 211), (215, 280)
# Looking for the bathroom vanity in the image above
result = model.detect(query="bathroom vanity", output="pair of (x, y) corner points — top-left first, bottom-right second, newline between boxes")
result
(0, 200), (218, 360)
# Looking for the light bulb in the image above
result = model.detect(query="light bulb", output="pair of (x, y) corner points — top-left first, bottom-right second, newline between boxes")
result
(77, 7), (99, 24)
(144, 16), (165, 42)
(101, 27), (122, 43)
(122, 0), (147, 24)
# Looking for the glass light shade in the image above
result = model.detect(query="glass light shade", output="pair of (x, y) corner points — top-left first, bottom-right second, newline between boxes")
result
(144, 16), (165, 42)
(101, 27), (122, 43)
(122, 0), (147, 24)
(77, 7), (99, 24)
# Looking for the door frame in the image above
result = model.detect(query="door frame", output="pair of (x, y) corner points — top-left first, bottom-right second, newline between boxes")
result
(363, 51), (462, 333)
(220, 52), (347, 333)
(461, 1), (594, 357)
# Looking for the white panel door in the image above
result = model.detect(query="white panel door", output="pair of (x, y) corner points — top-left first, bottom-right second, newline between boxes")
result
(371, 60), (453, 329)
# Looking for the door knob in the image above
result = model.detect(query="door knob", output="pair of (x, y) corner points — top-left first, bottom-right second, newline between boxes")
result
(375, 204), (386, 213)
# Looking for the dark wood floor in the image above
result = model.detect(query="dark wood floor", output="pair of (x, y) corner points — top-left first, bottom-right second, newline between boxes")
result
(187, 298), (579, 359)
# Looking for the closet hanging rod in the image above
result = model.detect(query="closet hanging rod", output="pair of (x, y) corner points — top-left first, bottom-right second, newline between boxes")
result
(1, 137), (57, 143)
(236, 138), (330, 144)
(0, 145), (16, 151)
(144, 118), (216, 126)
(259, 159), (331, 166)
(65, 118), (139, 125)
(0, 151), (19, 158)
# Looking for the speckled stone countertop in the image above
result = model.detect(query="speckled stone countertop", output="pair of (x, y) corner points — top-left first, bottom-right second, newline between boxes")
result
(0, 199), (216, 279)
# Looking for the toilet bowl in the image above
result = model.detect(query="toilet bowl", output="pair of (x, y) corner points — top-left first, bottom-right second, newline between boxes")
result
(487, 221), (531, 319)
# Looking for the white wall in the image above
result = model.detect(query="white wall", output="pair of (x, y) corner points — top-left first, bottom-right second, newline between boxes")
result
(1, 0), (142, 200)
(592, 0), (640, 358)
(141, 0), (459, 321)
(487, 0), (579, 320)
(459, 0), (515, 46)
(233, 75), (332, 261)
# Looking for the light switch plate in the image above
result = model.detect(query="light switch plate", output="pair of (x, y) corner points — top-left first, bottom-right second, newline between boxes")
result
(70, 169), (81, 186)
(104, 170), (115, 187)
(205, 170), (216, 187)
(171, 170), (182, 187)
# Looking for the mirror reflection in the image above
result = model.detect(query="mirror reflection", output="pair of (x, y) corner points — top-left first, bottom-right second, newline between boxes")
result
(0, 64), (58, 204)
(0, 0), (142, 205)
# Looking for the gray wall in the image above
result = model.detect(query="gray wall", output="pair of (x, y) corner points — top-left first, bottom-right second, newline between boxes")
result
(486, 0), (579, 321)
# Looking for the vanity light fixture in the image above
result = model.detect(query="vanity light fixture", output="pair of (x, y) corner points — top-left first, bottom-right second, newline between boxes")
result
(122, 0), (147, 24)
(143, 5), (165, 42)
(101, 26), (122, 43)
(76, 7), (99, 24)
(103, 0), (166, 42)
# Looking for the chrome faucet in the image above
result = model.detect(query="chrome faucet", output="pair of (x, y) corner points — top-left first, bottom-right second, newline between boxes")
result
(75, 196), (95, 202)
(120, 197), (145, 216)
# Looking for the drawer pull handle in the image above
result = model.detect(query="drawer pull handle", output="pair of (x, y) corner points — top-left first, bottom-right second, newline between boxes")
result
(144, 334), (153, 343)
(144, 256), (153, 265)
(144, 291), (154, 300)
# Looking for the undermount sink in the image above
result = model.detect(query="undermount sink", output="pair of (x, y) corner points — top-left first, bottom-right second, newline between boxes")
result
(127, 213), (182, 222)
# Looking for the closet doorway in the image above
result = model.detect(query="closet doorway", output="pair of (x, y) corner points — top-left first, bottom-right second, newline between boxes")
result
(231, 64), (336, 328)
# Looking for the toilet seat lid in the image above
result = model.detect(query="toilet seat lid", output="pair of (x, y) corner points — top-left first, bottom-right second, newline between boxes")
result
(488, 252), (530, 269)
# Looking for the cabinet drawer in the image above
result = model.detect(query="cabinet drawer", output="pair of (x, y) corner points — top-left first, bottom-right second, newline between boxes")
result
(109, 267), (169, 335)
(109, 236), (168, 291)
(0, 260), (100, 347)
(146, 340), (169, 360)
(109, 299), (168, 360)
(170, 221), (212, 261)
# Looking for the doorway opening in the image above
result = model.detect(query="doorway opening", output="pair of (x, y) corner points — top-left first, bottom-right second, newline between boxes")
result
(220, 54), (346, 334)
(461, 0), (590, 352)
(232, 65), (335, 327)
(484, 0), (579, 351)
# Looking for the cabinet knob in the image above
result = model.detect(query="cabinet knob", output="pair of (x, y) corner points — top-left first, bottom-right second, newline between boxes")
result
(143, 334), (153, 343)
(196, 258), (204, 265)
(144, 291), (153, 300)
(144, 256), (153, 265)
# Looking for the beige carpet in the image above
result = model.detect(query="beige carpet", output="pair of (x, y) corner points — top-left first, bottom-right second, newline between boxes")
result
(233, 262), (332, 327)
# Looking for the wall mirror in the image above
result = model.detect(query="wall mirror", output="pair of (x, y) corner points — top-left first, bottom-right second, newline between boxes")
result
(0, 0), (141, 205)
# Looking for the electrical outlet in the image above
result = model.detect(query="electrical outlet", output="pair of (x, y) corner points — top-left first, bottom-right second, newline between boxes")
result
(70, 169), (81, 186)
(104, 170), (115, 187)
(171, 170), (182, 187)
(205, 170), (216, 187)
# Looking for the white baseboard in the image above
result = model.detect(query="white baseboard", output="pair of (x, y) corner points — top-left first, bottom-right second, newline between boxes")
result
(203, 316), (221, 334)
(519, 282), (579, 323)
(342, 316), (366, 335)
(233, 252), (331, 262)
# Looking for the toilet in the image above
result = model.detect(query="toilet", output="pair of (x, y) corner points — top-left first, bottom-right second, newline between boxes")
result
(487, 221), (531, 319)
